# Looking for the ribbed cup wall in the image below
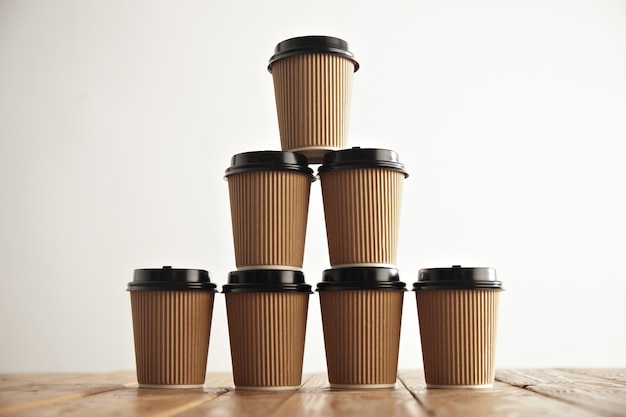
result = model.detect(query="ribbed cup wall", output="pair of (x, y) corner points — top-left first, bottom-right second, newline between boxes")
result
(130, 291), (214, 386)
(319, 290), (403, 386)
(225, 292), (309, 389)
(227, 171), (312, 269)
(271, 53), (354, 161)
(320, 169), (404, 267)
(416, 290), (501, 387)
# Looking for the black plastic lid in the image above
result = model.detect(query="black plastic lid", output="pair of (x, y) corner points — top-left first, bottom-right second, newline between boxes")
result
(413, 265), (503, 291)
(318, 147), (409, 177)
(127, 266), (217, 292)
(224, 150), (315, 178)
(222, 269), (312, 293)
(316, 267), (406, 291)
(268, 35), (359, 72)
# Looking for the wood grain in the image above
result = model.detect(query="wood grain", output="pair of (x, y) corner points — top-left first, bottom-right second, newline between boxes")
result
(177, 375), (313, 417)
(0, 371), (136, 388)
(270, 373), (427, 417)
(400, 370), (604, 417)
(0, 373), (230, 417)
(563, 369), (626, 385)
(496, 369), (626, 417)
(1, 370), (624, 417)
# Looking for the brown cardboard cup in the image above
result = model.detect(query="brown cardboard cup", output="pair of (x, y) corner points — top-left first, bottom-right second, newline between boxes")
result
(268, 36), (359, 163)
(225, 151), (314, 270)
(223, 269), (311, 390)
(414, 266), (503, 388)
(317, 267), (406, 388)
(128, 267), (217, 388)
(318, 148), (408, 268)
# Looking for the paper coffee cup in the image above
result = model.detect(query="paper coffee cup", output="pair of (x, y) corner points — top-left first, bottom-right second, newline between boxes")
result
(223, 269), (311, 390)
(318, 148), (408, 268)
(268, 36), (359, 163)
(414, 266), (503, 388)
(127, 266), (217, 388)
(317, 267), (405, 388)
(225, 151), (315, 270)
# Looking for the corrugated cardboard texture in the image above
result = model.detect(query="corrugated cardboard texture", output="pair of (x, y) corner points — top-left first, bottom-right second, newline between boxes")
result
(320, 168), (404, 267)
(226, 292), (309, 388)
(416, 290), (501, 386)
(319, 290), (403, 386)
(130, 291), (214, 386)
(228, 170), (311, 269)
(272, 53), (354, 160)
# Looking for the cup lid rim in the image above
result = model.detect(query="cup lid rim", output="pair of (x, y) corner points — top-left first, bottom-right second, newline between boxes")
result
(413, 266), (503, 290)
(268, 35), (359, 72)
(224, 150), (315, 178)
(317, 147), (408, 177)
(316, 267), (407, 291)
(127, 266), (217, 291)
(222, 269), (312, 293)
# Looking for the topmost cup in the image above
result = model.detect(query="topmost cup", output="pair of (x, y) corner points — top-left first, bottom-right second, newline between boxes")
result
(269, 36), (359, 164)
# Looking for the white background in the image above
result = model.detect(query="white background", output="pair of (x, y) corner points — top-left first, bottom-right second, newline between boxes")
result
(1, 0), (625, 374)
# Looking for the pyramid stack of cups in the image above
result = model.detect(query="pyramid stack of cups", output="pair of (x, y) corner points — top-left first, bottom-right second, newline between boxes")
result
(126, 34), (504, 392)
(223, 151), (314, 390)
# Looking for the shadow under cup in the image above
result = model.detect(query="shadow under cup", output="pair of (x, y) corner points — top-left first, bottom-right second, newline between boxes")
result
(127, 266), (217, 388)
(414, 266), (504, 389)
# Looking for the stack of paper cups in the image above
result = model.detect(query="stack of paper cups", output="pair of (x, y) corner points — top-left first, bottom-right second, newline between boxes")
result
(317, 147), (409, 389)
(224, 151), (315, 390)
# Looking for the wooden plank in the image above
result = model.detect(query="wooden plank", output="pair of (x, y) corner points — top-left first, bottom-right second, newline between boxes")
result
(0, 372), (136, 416)
(496, 369), (626, 417)
(0, 382), (124, 416)
(176, 375), (313, 417)
(0, 371), (135, 388)
(0, 373), (231, 417)
(562, 369), (626, 385)
(269, 373), (427, 417)
(399, 369), (603, 417)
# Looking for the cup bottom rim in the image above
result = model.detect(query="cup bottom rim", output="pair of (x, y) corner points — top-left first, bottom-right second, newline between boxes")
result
(235, 385), (301, 391)
(330, 262), (398, 269)
(236, 265), (302, 271)
(138, 383), (205, 389)
(330, 383), (396, 389)
(286, 145), (340, 163)
(426, 383), (493, 389)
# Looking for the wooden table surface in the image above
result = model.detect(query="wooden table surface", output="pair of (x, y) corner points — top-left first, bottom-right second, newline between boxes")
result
(1, 369), (625, 417)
